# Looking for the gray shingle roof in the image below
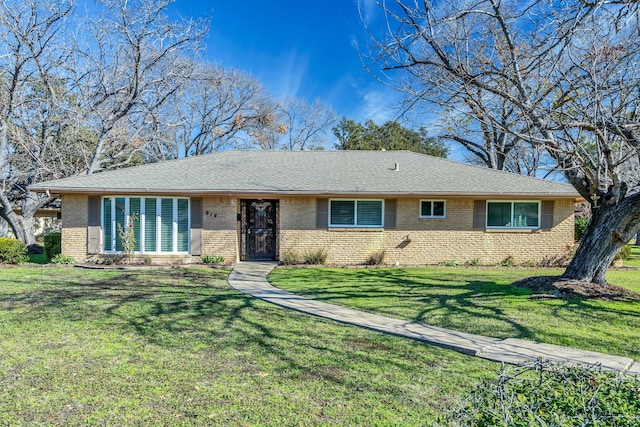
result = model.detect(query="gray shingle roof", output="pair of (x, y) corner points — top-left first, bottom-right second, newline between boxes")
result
(30, 150), (579, 198)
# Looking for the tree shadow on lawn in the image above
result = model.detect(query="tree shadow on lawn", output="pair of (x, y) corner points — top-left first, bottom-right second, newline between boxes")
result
(272, 268), (640, 357)
(541, 297), (640, 356)
(272, 269), (535, 340)
(0, 269), (427, 385)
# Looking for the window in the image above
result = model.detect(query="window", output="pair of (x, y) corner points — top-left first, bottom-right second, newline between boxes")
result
(420, 200), (446, 218)
(102, 196), (189, 253)
(487, 201), (539, 228)
(329, 199), (383, 227)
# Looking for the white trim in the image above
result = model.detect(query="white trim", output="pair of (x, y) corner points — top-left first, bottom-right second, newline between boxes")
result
(328, 199), (385, 228)
(140, 198), (146, 253)
(156, 198), (162, 253)
(172, 197), (178, 253)
(485, 200), (541, 229)
(419, 199), (446, 218)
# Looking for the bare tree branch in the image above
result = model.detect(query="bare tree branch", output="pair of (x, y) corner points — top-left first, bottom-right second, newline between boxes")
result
(363, 0), (640, 284)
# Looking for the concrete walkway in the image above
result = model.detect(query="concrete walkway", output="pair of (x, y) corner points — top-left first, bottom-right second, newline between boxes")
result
(228, 262), (640, 375)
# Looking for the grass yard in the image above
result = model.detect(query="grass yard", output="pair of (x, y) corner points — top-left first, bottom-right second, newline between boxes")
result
(269, 267), (640, 360)
(624, 244), (640, 268)
(0, 267), (495, 426)
(27, 253), (48, 264)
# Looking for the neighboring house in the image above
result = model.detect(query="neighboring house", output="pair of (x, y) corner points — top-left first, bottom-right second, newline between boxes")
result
(29, 150), (580, 265)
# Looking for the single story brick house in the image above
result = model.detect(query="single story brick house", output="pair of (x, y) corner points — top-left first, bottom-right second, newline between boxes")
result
(30, 150), (580, 265)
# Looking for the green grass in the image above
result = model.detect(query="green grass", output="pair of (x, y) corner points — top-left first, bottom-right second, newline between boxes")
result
(0, 267), (495, 425)
(269, 267), (640, 360)
(27, 253), (48, 264)
(624, 244), (640, 268)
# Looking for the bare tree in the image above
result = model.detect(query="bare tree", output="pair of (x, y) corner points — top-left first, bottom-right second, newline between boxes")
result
(364, 0), (640, 285)
(74, 0), (207, 173)
(172, 90), (337, 152)
(277, 98), (337, 150)
(0, 0), (207, 244)
(165, 63), (282, 157)
(240, 96), (337, 151)
(439, 92), (548, 175)
(0, 0), (74, 244)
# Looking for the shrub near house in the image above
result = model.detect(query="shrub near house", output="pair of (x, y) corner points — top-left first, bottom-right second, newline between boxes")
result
(44, 232), (62, 260)
(0, 238), (28, 264)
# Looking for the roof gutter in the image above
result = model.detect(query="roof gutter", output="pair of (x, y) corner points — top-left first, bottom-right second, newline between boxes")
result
(29, 185), (581, 200)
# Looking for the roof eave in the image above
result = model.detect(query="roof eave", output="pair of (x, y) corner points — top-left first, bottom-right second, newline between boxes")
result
(30, 185), (580, 199)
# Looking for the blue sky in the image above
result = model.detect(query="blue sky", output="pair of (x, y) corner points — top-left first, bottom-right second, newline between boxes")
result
(171, 0), (401, 124)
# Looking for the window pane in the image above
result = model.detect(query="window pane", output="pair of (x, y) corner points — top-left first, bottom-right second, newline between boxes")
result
(161, 198), (174, 252)
(331, 200), (355, 225)
(177, 199), (189, 252)
(103, 198), (112, 251)
(433, 201), (445, 217)
(357, 201), (382, 226)
(487, 202), (512, 227)
(144, 198), (157, 252)
(129, 198), (141, 252)
(513, 202), (539, 227)
(115, 197), (125, 251)
(421, 201), (432, 216)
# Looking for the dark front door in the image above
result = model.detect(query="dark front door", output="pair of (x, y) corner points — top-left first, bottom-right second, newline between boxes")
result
(241, 200), (278, 261)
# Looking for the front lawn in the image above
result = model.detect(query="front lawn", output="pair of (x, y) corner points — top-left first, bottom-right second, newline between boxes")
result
(0, 267), (495, 425)
(624, 244), (640, 268)
(269, 267), (640, 360)
(27, 253), (48, 264)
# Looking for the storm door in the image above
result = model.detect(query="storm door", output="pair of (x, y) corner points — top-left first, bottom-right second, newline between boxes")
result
(240, 200), (278, 261)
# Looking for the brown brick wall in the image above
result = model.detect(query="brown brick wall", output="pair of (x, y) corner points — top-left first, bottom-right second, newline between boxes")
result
(279, 197), (575, 265)
(201, 197), (239, 264)
(61, 194), (89, 262)
(62, 194), (575, 266)
(62, 194), (240, 265)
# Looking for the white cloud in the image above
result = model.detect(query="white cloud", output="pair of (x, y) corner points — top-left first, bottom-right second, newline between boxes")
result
(360, 90), (396, 123)
(358, 0), (379, 27)
(272, 50), (309, 100)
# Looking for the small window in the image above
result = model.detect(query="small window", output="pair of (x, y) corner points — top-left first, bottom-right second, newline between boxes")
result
(329, 199), (383, 227)
(420, 200), (446, 218)
(487, 201), (539, 229)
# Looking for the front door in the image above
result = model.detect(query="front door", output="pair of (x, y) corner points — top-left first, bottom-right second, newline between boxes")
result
(241, 200), (278, 261)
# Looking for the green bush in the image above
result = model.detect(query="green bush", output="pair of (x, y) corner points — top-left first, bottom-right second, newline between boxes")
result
(575, 217), (590, 241)
(0, 237), (28, 264)
(303, 248), (327, 265)
(43, 232), (62, 259)
(50, 253), (75, 264)
(201, 255), (225, 265)
(446, 361), (640, 426)
(615, 245), (632, 262)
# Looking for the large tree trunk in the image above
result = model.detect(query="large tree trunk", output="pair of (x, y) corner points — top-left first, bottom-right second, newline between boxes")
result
(0, 217), (7, 238)
(0, 190), (51, 245)
(20, 191), (53, 245)
(0, 206), (28, 243)
(563, 196), (640, 285)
